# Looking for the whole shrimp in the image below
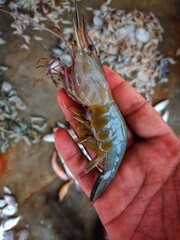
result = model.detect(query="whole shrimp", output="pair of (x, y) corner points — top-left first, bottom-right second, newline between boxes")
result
(38, 2), (128, 202)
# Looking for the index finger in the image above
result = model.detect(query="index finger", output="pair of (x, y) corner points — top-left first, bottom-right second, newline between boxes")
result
(103, 65), (173, 139)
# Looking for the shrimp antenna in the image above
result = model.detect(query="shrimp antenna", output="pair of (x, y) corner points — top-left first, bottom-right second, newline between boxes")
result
(72, 0), (82, 51)
(0, 8), (71, 49)
(74, 0), (80, 29)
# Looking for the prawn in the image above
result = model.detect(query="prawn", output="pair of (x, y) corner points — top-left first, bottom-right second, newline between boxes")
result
(39, 1), (128, 202)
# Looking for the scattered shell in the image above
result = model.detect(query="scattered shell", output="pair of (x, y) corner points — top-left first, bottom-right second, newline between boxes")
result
(61, 19), (71, 25)
(93, 16), (103, 26)
(2, 205), (17, 216)
(154, 99), (169, 113)
(164, 57), (176, 64)
(0, 199), (6, 208)
(0, 65), (8, 72)
(93, 9), (101, 16)
(57, 151), (75, 181)
(6, 0), (77, 48)
(20, 44), (29, 50)
(135, 28), (150, 43)
(0, 80), (47, 153)
(42, 133), (54, 142)
(85, 6), (93, 11)
(1, 230), (14, 240)
(56, 122), (68, 129)
(1, 81), (12, 93)
(175, 48), (180, 57)
(31, 122), (47, 132)
(158, 77), (169, 84)
(34, 35), (43, 41)
(3, 186), (12, 195)
(58, 181), (73, 201)
(3, 195), (18, 209)
(9, 95), (27, 110)
(0, 37), (6, 45)
(22, 35), (30, 44)
(100, 4), (108, 12)
(86, 4), (176, 103)
(2, 216), (21, 231)
(0, 187), (24, 239)
(106, 0), (112, 5)
(15, 229), (29, 240)
(51, 151), (69, 181)
(0, 0), (7, 4)
(162, 110), (169, 122)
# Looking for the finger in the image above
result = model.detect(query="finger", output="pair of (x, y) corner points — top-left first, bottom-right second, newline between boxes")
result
(57, 89), (135, 149)
(103, 65), (173, 139)
(54, 128), (98, 197)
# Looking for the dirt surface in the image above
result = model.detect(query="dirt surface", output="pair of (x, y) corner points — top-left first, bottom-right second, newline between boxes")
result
(0, 0), (179, 239)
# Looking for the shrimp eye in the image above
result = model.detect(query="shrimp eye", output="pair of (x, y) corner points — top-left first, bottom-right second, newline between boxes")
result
(88, 44), (95, 52)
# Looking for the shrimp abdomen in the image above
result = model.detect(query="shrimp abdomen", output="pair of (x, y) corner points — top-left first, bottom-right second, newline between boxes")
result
(90, 141), (127, 202)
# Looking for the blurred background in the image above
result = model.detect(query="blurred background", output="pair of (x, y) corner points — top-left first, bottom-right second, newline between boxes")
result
(0, 0), (179, 239)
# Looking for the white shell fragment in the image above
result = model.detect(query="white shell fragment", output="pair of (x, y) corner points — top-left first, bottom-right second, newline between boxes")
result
(2, 216), (21, 231)
(3, 186), (12, 195)
(135, 28), (150, 43)
(85, 6), (93, 11)
(2, 204), (17, 216)
(0, 199), (6, 208)
(0, 0), (7, 4)
(9, 95), (27, 111)
(0, 37), (6, 45)
(51, 151), (69, 181)
(59, 181), (73, 201)
(100, 4), (108, 13)
(20, 44), (29, 50)
(0, 65), (8, 72)
(0, 186), (23, 238)
(158, 77), (169, 84)
(106, 0), (112, 5)
(175, 48), (180, 57)
(42, 133), (54, 142)
(0, 230), (14, 240)
(34, 35), (43, 41)
(0, 80), (47, 153)
(15, 229), (29, 240)
(4, 195), (18, 209)
(1, 81), (12, 92)
(162, 110), (169, 122)
(93, 16), (103, 26)
(154, 100), (169, 113)
(86, 4), (176, 103)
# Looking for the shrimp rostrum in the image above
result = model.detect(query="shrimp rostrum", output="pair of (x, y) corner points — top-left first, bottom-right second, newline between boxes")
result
(40, 2), (128, 202)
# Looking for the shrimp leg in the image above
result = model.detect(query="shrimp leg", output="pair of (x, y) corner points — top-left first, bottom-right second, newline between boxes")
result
(84, 155), (105, 174)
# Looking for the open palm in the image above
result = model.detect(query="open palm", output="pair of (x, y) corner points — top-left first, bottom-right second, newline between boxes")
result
(54, 66), (180, 240)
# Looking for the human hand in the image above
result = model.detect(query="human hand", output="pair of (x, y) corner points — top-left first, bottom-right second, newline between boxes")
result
(54, 66), (180, 240)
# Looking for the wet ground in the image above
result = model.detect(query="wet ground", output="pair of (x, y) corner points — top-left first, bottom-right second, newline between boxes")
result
(0, 0), (179, 239)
